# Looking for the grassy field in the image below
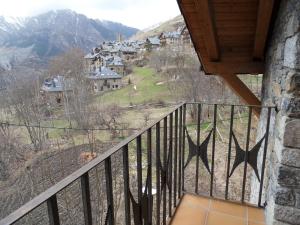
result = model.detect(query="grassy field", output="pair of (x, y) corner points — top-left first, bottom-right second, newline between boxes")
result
(96, 67), (172, 106)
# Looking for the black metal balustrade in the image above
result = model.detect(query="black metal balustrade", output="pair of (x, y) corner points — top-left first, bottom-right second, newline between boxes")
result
(0, 103), (274, 225)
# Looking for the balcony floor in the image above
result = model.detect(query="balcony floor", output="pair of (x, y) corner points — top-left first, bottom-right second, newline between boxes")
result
(170, 194), (266, 225)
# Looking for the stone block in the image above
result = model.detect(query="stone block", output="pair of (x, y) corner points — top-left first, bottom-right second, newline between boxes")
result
(282, 147), (300, 167)
(278, 165), (300, 188)
(285, 71), (300, 94)
(286, 10), (300, 37)
(275, 187), (295, 206)
(284, 34), (300, 69)
(283, 119), (300, 148)
(281, 97), (300, 117)
(296, 190), (300, 209)
(274, 205), (300, 225)
(273, 220), (297, 225)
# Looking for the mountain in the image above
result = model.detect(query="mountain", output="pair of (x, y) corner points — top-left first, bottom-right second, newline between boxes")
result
(0, 9), (139, 70)
(131, 15), (184, 40)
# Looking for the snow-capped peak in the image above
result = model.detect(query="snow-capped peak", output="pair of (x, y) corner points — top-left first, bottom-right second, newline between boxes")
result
(2, 16), (25, 29)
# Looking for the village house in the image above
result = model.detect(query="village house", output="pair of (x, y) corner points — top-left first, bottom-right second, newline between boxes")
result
(159, 31), (181, 46)
(120, 46), (138, 60)
(106, 56), (126, 76)
(145, 36), (160, 51)
(84, 50), (103, 73)
(41, 75), (74, 105)
(180, 25), (192, 46)
(86, 66), (122, 93)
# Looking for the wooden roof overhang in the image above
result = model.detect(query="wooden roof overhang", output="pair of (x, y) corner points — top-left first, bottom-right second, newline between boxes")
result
(177, 0), (279, 116)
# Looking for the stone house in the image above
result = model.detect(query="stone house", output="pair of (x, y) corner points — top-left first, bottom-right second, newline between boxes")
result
(180, 26), (192, 46)
(106, 56), (125, 76)
(41, 75), (74, 105)
(145, 36), (160, 51)
(159, 31), (181, 46)
(120, 46), (137, 60)
(86, 66), (122, 93)
(84, 51), (103, 73)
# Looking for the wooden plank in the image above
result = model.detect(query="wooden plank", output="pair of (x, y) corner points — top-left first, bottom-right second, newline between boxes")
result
(212, 2), (258, 13)
(204, 61), (264, 74)
(193, 0), (220, 61)
(220, 74), (261, 116)
(253, 0), (275, 59)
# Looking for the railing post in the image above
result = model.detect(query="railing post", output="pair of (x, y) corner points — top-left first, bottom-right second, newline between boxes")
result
(225, 105), (234, 200)
(173, 109), (178, 207)
(156, 122), (161, 225)
(178, 106), (183, 198)
(81, 173), (92, 225)
(258, 107), (272, 207)
(105, 157), (114, 225)
(210, 104), (217, 197)
(182, 104), (186, 192)
(241, 106), (252, 203)
(195, 104), (201, 194)
(163, 117), (167, 225)
(123, 144), (131, 225)
(169, 113), (173, 217)
(136, 135), (143, 224)
(47, 195), (60, 225)
(147, 128), (152, 225)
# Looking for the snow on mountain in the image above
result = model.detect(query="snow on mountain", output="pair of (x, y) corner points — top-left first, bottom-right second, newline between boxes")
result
(0, 10), (139, 71)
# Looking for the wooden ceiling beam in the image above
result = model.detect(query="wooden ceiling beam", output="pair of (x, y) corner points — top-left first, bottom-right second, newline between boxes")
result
(220, 74), (261, 116)
(193, 0), (220, 61)
(253, 0), (275, 60)
(203, 61), (265, 75)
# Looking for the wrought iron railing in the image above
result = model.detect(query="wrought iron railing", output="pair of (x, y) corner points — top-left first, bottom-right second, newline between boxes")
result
(0, 103), (274, 225)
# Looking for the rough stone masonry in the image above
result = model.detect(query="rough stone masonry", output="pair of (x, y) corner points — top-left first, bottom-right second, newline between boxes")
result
(257, 0), (300, 224)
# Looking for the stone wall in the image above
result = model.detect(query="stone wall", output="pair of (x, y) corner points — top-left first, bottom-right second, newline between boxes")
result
(258, 1), (300, 224)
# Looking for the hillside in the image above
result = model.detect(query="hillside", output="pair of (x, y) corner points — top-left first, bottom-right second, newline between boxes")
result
(131, 15), (185, 40)
(0, 10), (139, 70)
(97, 67), (172, 107)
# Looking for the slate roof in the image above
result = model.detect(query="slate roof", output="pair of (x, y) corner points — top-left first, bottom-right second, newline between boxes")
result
(87, 66), (122, 80)
(41, 76), (74, 92)
(120, 46), (137, 53)
(147, 37), (160, 45)
(107, 56), (124, 66)
(84, 52), (101, 59)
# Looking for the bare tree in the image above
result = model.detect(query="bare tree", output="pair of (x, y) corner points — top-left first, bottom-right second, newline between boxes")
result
(48, 48), (93, 129)
(95, 104), (122, 138)
(3, 75), (47, 152)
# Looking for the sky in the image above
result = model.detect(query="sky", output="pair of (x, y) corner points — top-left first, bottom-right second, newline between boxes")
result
(0, 0), (181, 29)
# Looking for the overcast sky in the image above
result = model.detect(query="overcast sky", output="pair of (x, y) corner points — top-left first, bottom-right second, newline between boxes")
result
(0, 0), (181, 29)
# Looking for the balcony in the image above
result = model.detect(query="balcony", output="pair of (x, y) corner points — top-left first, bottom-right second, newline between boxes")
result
(171, 194), (265, 225)
(0, 103), (274, 225)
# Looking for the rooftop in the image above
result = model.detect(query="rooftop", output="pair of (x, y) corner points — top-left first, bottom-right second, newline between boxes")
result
(87, 66), (122, 79)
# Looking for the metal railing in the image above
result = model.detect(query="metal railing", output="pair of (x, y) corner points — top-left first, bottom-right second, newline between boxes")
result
(0, 103), (274, 225)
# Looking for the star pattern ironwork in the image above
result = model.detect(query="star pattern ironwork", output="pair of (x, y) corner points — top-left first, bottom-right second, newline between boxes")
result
(184, 127), (213, 173)
(129, 165), (153, 225)
(229, 132), (266, 182)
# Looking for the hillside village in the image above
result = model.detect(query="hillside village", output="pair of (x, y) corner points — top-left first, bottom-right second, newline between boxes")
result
(40, 26), (192, 105)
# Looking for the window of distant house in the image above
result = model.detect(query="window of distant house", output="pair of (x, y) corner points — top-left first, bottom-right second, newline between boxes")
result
(56, 97), (61, 104)
(115, 85), (118, 88)
(104, 80), (107, 85)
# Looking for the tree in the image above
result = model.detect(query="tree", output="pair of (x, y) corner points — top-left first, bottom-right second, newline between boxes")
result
(3, 74), (47, 152)
(48, 48), (93, 129)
